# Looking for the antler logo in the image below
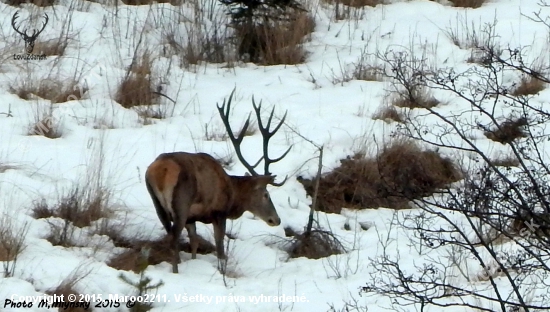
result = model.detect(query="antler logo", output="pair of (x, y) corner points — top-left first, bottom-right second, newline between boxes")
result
(11, 11), (49, 54)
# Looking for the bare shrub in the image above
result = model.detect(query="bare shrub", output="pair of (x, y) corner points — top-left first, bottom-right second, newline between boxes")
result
(114, 51), (158, 109)
(442, 16), (499, 50)
(449, 0), (487, 8)
(284, 229), (344, 259)
(372, 105), (404, 123)
(0, 214), (29, 277)
(484, 117), (528, 144)
(511, 75), (546, 96)
(298, 139), (461, 213)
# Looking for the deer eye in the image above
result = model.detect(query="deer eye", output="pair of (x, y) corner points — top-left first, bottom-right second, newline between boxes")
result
(264, 192), (269, 199)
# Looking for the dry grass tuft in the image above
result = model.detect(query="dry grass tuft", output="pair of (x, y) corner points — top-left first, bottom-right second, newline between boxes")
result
(449, 0), (487, 8)
(511, 75), (546, 96)
(107, 237), (215, 273)
(236, 12), (315, 65)
(489, 155), (520, 168)
(353, 64), (384, 82)
(32, 185), (113, 248)
(10, 79), (86, 104)
(298, 139), (461, 213)
(372, 105), (404, 123)
(484, 117), (528, 144)
(28, 105), (62, 139)
(284, 229), (344, 259)
(391, 87), (440, 109)
(115, 52), (158, 109)
(32, 186), (112, 228)
(0, 214), (29, 277)
(46, 266), (92, 312)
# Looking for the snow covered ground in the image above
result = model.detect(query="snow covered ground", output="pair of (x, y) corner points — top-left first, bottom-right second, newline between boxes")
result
(0, 0), (549, 311)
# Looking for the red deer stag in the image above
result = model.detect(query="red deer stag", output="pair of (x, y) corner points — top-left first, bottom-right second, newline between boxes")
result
(145, 89), (291, 273)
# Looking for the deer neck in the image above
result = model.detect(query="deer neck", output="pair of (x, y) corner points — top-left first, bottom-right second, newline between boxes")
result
(227, 176), (252, 220)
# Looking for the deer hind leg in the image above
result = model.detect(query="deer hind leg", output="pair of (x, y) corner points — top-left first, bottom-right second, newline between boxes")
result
(185, 222), (199, 259)
(170, 188), (193, 274)
(212, 215), (227, 260)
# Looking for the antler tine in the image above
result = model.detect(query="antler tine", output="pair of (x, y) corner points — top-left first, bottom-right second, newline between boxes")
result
(216, 88), (261, 176)
(271, 175), (289, 187)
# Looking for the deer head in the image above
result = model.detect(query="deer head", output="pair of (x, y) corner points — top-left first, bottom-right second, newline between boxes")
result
(12, 11), (49, 54)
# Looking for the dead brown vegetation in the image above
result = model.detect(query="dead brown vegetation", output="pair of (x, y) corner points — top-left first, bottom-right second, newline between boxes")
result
(5, 0), (55, 6)
(325, 0), (382, 8)
(511, 76), (546, 96)
(107, 237), (215, 273)
(391, 87), (439, 109)
(236, 12), (315, 65)
(449, 0), (487, 8)
(115, 52), (158, 109)
(33, 39), (69, 57)
(32, 187), (111, 228)
(298, 139), (461, 213)
(0, 215), (28, 277)
(46, 267), (92, 312)
(10, 79), (86, 104)
(489, 155), (520, 167)
(121, 0), (181, 5)
(28, 106), (62, 139)
(484, 117), (528, 144)
(32, 186), (113, 247)
(372, 105), (404, 123)
(284, 228), (344, 259)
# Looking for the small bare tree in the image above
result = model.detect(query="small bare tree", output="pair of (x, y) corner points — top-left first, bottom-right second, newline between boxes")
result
(361, 10), (550, 311)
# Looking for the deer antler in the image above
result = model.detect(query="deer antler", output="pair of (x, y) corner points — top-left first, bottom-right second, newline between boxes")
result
(11, 12), (26, 37)
(217, 88), (291, 187)
(32, 13), (49, 39)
